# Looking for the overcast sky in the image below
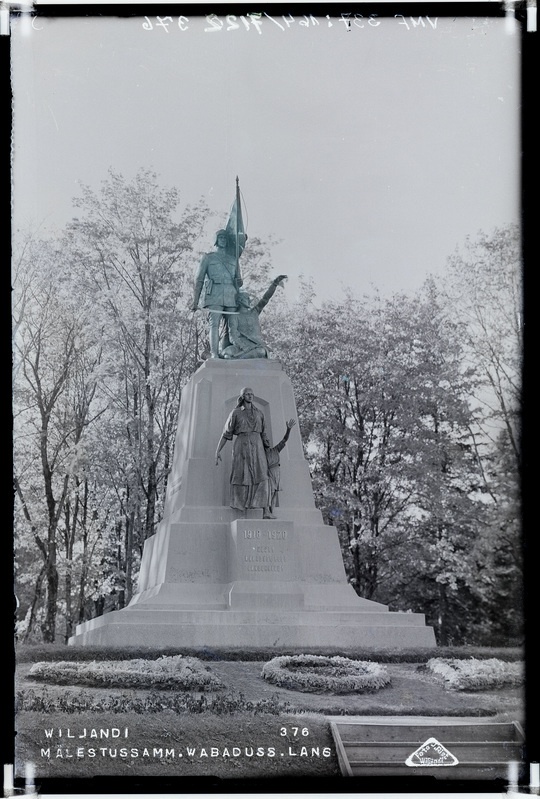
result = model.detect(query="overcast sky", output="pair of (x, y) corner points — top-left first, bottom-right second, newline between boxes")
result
(10, 10), (521, 302)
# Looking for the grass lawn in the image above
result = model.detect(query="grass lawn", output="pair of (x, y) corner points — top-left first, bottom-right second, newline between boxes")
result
(13, 650), (525, 783)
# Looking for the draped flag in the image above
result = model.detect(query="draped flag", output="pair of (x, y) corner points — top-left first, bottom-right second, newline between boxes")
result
(225, 176), (247, 286)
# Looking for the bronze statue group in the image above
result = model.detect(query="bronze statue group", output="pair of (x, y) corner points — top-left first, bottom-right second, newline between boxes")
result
(192, 228), (293, 518)
(191, 228), (286, 361)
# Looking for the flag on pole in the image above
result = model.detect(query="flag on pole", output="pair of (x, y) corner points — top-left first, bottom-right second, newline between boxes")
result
(225, 177), (247, 286)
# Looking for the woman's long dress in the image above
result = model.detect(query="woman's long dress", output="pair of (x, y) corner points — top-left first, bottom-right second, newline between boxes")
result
(221, 405), (270, 510)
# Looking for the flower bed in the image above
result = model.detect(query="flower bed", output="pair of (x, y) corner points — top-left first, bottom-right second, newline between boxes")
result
(426, 657), (524, 691)
(28, 655), (224, 691)
(261, 654), (391, 694)
(16, 687), (291, 714)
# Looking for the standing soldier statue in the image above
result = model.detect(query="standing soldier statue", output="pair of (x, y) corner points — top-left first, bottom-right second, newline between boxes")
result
(191, 177), (247, 359)
(191, 178), (286, 360)
(191, 228), (242, 359)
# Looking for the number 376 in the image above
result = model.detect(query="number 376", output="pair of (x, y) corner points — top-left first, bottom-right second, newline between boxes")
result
(280, 726), (309, 737)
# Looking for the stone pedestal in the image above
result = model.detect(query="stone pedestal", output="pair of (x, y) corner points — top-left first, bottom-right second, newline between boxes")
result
(69, 359), (436, 649)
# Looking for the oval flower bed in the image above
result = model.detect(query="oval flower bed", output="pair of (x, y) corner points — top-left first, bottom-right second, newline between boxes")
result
(426, 657), (524, 691)
(261, 655), (391, 694)
(28, 655), (224, 691)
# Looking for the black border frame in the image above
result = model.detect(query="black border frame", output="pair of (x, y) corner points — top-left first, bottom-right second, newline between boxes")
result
(4, 2), (537, 795)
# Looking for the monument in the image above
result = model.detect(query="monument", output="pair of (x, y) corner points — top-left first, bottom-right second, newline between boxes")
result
(69, 183), (436, 649)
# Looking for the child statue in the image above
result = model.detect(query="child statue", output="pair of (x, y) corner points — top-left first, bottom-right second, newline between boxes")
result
(264, 419), (296, 519)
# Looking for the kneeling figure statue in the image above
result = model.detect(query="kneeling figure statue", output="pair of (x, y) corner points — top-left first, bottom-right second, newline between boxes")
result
(220, 275), (287, 360)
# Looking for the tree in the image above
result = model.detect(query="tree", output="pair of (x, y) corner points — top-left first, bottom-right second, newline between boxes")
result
(381, 282), (489, 644)
(13, 237), (102, 641)
(438, 225), (523, 643)
(441, 225), (522, 476)
(63, 169), (210, 604)
(267, 282), (492, 643)
(13, 171), (284, 640)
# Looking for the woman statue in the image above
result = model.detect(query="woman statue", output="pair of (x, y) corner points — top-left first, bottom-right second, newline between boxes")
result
(215, 387), (273, 518)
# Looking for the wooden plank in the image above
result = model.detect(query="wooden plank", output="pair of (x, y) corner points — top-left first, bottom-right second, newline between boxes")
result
(343, 742), (523, 762)
(329, 721), (353, 777)
(343, 739), (520, 746)
(348, 759), (518, 766)
(348, 763), (515, 779)
(336, 722), (521, 742)
(329, 717), (524, 778)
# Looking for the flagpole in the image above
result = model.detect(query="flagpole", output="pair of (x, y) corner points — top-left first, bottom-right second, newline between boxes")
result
(235, 176), (242, 288)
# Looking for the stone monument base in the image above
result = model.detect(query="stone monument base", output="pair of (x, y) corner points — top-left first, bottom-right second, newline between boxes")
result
(68, 607), (435, 649)
(70, 516), (435, 649)
(69, 359), (436, 650)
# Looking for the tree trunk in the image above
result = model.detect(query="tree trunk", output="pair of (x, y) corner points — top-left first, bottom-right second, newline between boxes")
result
(437, 582), (449, 646)
(22, 565), (46, 643)
(77, 479), (90, 623)
(41, 556), (58, 643)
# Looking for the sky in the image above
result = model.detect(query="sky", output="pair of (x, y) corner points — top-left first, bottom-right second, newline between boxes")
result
(10, 9), (521, 303)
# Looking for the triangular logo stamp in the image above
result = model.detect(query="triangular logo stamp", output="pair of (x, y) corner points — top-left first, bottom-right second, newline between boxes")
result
(405, 737), (459, 767)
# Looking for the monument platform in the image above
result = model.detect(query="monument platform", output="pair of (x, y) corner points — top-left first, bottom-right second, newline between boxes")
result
(69, 359), (436, 649)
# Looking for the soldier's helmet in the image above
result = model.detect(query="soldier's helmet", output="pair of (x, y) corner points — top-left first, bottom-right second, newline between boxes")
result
(215, 229), (228, 245)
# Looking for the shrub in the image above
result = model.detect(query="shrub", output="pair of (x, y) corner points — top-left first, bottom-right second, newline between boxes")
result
(261, 655), (391, 694)
(426, 658), (524, 691)
(15, 644), (524, 664)
(28, 655), (223, 691)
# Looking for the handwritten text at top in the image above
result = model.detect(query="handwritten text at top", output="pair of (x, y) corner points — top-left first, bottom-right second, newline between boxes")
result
(141, 14), (442, 35)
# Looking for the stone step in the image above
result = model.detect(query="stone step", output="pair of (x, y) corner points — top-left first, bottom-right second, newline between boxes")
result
(70, 612), (436, 648)
(79, 607), (428, 626)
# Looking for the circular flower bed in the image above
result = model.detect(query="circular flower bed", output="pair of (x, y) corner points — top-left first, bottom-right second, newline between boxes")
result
(261, 655), (391, 694)
(28, 655), (224, 691)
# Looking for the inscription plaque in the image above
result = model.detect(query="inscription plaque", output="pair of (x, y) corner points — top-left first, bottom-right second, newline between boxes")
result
(229, 520), (299, 582)
(228, 519), (304, 609)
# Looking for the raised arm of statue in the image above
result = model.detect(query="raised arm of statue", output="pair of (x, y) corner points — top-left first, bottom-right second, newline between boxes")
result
(277, 418), (296, 450)
(255, 275), (288, 314)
